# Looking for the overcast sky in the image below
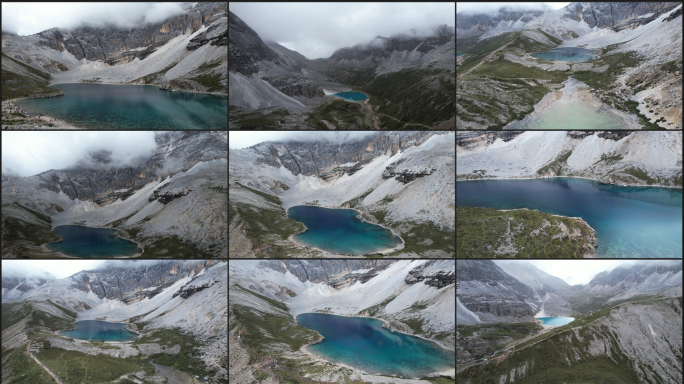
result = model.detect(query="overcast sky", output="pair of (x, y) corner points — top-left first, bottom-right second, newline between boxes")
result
(1, 2), (185, 36)
(2, 260), (107, 279)
(493, 260), (666, 285)
(457, 2), (571, 14)
(229, 131), (378, 149)
(2, 131), (158, 177)
(229, 2), (455, 59)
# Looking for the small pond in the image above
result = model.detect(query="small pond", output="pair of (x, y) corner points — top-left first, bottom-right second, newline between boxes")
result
(538, 317), (575, 326)
(47, 225), (142, 258)
(61, 320), (138, 342)
(329, 91), (368, 101)
(531, 47), (596, 62)
(287, 205), (402, 255)
(296, 313), (454, 378)
(457, 53), (464, 56)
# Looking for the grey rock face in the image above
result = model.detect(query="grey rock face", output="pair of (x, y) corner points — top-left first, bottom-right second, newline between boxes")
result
(405, 260), (454, 288)
(35, 3), (226, 64)
(70, 260), (218, 300)
(229, 10), (281, 76)
(261, 76), (325, 98)
(327, 25), (454, 68)
(34, 131), (227, 203)
(564, 2), (680, 29)
(249, 132), (437, 177)
(584, 261), (682, 295)
(258, 260), (394, 284)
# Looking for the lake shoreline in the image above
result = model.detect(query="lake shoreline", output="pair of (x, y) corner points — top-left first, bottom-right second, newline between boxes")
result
(286, 205), (405, 256)
(457, 175), (684, 190)
(50, 81), (228, 98)
(45, 224), (144, 258)
(2, 97), (84, 129)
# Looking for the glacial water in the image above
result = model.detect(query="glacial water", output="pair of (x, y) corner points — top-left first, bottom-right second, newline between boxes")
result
(287, 205), (402, 255)
(296, 313), (454, 378)
(329, 91), (368, 101)
(505, 99), (627, 130)
(457, 53), (464, 56)
(19, 83), (227, 129)
(531, 47), (596, 62)
(61, 320), (137, 342)
(47, 225), (142, 258)
(538, 317), (574, 326)
(456, 178), (683, 257)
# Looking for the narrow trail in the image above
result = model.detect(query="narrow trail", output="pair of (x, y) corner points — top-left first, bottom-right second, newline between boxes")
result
(27, 341), (63, 384)
(457, 42), (510, 79)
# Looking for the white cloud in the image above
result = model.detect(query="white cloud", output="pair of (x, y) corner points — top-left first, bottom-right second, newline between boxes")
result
(1, 260), (107, 279)
(456, 2), (571, 16)
(229, 2), (455, 59)
(1, 2), (185, 36)
(229, 131), (378, 149)
(1, 131), (157, 177)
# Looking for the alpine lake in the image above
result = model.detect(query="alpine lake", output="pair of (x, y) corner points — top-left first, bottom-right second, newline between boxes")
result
(329, 91), (368, 101)
(296, 313), (455, 378)
(19, 83), (227, 129)
(457, 178), (683, 257)
(531, 47), (596, 62)
(61, 320), (138, 342)
(287, 205), (402, 255)
(538, 317), (575, 327)
(47, 225), (142, 258)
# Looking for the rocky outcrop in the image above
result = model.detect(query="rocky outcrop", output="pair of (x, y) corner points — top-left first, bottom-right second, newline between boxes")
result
(229, 10), (282, 76)
(564, 2), (680, 29)
(34, 131), (225, 203)
(251, 132), (436, 177)
(262, 76), (325, 98)
(458, 298), (536, 318)
(406, 267), (454, 288)
(456, 131), (524, 149)
(188, 16), (227, 50)
(258, 260), (394, 284)
(149, 188), (192, 205)
(35, 3), (226, 64)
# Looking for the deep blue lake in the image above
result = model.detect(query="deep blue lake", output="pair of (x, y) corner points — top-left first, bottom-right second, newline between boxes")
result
(531, 47), (596, 62)
(330, 91), (368, 101)
(61, 320), (137, 342)
(456, 178), (683, 257)
(287, 205), (402, 255)
(19, 83), (227, 129)
(47, 225), (142, 258)
(538, 317), (574, 326)
(296, 313), (454, 378)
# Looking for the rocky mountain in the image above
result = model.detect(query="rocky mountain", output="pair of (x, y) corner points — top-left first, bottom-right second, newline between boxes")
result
(457, 131), (683, 187)
(2, 2), (227, 95)
(456, 2), (680, 37)
(229, 132), (455, 257)
(584, 261), (683, 298)
(457, 260), (543, 324)
(1, 260), (228, 383)
(228, 9), (282, 76)
(2, 132), (228, 258)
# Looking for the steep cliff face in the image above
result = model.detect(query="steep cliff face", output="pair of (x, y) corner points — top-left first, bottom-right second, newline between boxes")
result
(261, 76), (325, 98)
(35, 2), (225, 65)
(32, 131), (227, 203)
(228, 10), (281, 76)
(250, 132), (436, 177)
(564, 2), (680, 29)
(584, 261), (683, 296)
(327, 25), (454, 68)
(257, 260), (393, 284)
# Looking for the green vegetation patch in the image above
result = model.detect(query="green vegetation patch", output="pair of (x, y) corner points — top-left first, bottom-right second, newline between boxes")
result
(340, 188), (374, 208)
(306, 98), (366, 129)
(458, 322), (541, 342)
(622, 166), (656, 185)
(235, 183), (281, 205)
(234, 284), (288, 312)
(419, 376), (455, 384)
(537, 150), (572, 175)
(358, 295), (397, 317)
(471, 60), (568, 83)
(230, 106), (293, 128)
(2, 204), (62, 257)
(457, 206), (593, 258)
(31, 307), (73, 332)
(48, 301), (77, 319)
(1, 343), (55, 384)
(134, 327), (208, 377)
(231, 303), (320, 356)
(2, 302), (33, 331)
(40, 347), (154, 384)
(457, 32), (518, 74)
(597, 152), (624, 164)
(391, 219), (455, 257)
(134, 234), (214, 258)
(190, 72), (225, 93)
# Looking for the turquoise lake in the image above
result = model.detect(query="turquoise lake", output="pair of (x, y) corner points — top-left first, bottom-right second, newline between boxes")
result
(19, 83), (227, 129)
(457, 53), (464, 56)
(61, 320), (138, 342)
(538, 317), (574, 326)
(47, 225), (142, 258)
(296, 313), (454, 378)
(531, 47), (596, 62)
(287, 205), (402, 255)
(329, 91), (368, 101)
(456, 178), (683, 257)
